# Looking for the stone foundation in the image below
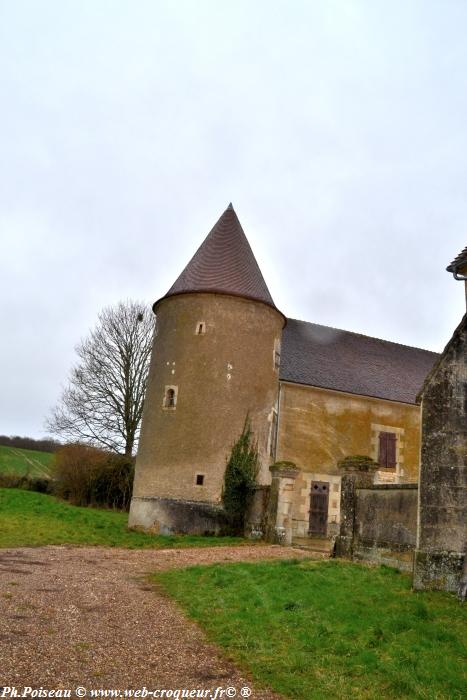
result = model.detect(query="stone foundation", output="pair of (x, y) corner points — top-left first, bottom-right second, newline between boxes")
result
(353, 544), (414, 572)
(413, 550), (465, 592)
(128, 496), (229, 536)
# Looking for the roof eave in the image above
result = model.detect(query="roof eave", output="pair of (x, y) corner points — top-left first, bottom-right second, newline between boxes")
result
(153, 289), (287, 328)
(278, 378), (420, 406)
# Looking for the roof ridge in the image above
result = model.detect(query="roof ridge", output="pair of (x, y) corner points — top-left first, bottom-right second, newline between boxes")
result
(286, 317), (440, 355)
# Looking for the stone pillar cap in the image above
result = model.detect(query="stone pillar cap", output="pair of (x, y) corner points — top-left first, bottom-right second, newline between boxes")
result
(269, 461), (300, 479)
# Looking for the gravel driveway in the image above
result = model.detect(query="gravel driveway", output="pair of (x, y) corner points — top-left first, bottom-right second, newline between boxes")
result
(0, 545), (311, 698)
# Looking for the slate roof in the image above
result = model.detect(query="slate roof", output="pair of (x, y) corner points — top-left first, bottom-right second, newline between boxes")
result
(447, 245), (467, 273)
(158, 204), (279, 312)
(280, 319), (439, 405)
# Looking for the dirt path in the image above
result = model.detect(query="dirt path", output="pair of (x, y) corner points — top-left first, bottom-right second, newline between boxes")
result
(0, 545), (311, 698)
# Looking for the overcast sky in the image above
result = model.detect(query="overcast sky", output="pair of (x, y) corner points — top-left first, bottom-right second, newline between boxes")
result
(1, 0), (466, 439)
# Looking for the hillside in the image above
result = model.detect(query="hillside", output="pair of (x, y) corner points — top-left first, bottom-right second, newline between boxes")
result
(0, 489), (243, 548)
(0, 444), (53, 478)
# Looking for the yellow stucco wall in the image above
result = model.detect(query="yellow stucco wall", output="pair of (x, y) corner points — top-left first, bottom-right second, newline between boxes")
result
(277, 382), (421, 481)
(276, 382), (421, 538)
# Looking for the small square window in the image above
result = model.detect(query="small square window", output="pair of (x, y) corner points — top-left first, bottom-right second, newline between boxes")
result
(195, 474), (205, 486)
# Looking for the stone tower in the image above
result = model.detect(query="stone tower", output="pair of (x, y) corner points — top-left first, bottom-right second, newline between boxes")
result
(129, 204), (285, 534)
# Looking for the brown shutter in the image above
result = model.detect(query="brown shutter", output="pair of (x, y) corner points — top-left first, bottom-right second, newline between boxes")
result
(387, 433), (397, 468)
(378, 432), (387, 467)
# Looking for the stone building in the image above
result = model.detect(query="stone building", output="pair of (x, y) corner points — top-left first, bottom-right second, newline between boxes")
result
(413, 246), (467, 592)
(129, 204), (438, 543)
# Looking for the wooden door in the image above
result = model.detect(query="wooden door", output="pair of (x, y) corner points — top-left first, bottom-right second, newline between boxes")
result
(308, 481), (329, 536)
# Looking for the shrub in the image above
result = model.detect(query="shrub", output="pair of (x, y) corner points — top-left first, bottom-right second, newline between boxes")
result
(91, 454), (134, 510)
(337, 455), (378, 471)
(222, 420), (259, 535)
(270, 460), (297, 470)
(0, 473), (23, 489)
(52, 443), (134, 510)
(0, 434), (60, 452)
(0, 473), (53, 494)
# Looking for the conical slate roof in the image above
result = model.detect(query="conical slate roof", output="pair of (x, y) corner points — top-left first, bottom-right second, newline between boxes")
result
(447, 245), (467, 273)
(157, 204), (279, 311)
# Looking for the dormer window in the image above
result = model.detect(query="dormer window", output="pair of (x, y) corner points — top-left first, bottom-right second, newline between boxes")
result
(163, 386), (178, 409)
(195, 322), (206, 335)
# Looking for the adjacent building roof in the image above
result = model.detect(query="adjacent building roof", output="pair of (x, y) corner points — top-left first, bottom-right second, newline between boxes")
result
(157, 204), (440, 404)
(280, 319), (439, 405)
(157, 204), (280, 313)
(447, 245), (467, 273)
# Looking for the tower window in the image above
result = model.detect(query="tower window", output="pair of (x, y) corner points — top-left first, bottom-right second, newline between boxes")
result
(273, 340), (281, 371)
(163, 386), (178, 409)
(195, 473), (205, 486)
(195, 321), (206, 335)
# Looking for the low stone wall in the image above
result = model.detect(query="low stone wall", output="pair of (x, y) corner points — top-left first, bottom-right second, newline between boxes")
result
(129, 496), (229, 535)
(336, 477), (418, 572)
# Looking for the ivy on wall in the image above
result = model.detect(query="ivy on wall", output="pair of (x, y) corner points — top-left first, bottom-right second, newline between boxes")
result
(222, 419), (259, 534)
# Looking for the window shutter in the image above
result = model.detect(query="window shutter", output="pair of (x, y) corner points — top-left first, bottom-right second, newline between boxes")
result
(378, 432), (387, 467)
(387, 433), (397, 468)
(379, 431), (397, 468)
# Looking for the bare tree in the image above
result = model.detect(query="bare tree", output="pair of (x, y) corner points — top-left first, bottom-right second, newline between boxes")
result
(47, 300), (154, 457)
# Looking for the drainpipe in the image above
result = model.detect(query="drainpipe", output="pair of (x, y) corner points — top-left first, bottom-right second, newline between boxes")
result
(275, 382), (283, 463)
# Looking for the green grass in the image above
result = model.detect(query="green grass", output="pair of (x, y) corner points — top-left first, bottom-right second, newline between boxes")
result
(0, 489), (243, 549)
(0, 444), (53, 477)
(155, 559), (467, 700)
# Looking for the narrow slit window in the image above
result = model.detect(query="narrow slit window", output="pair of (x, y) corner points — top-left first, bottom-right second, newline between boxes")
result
(163, 386), (177, 409)
(274, 349), (281, 370)
(195, 474), (205, 486)
(274, 340), (281, 370)
(196, 322), (206, 335)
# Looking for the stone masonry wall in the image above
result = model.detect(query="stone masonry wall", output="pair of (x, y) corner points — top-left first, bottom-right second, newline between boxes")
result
(336, 479), (418, 572)
(130, 293), (283, 533)
(413, 314), (467, 592)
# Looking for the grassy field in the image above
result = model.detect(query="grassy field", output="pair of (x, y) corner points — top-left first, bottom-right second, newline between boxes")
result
(0, 488), (242, 549)
(155, 559), (467, 700)
(0, 444), (53, 477)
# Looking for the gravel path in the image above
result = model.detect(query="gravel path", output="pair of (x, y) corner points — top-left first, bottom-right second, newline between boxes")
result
(0, 545), (312, 698)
